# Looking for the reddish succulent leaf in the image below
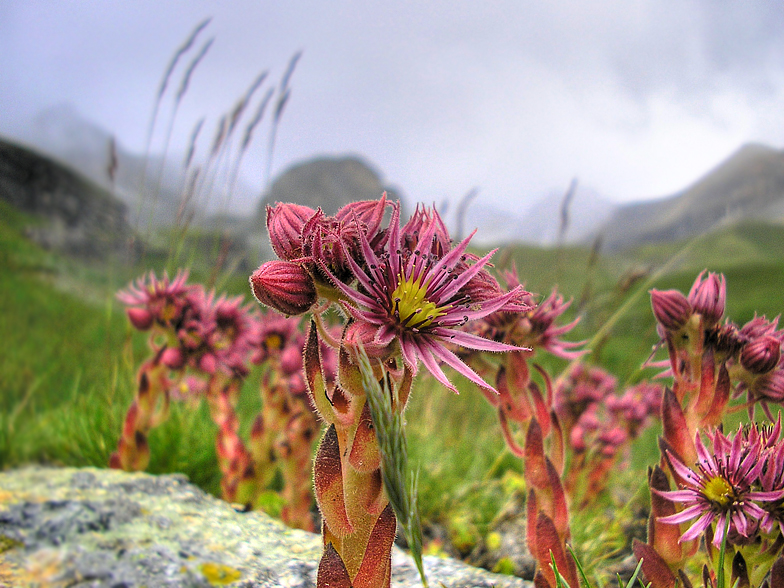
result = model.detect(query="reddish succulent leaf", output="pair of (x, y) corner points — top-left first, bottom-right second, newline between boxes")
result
(525, 418), (550, 491)
(648, 465), (683, 564)
(507, 350), (531, 392)
(394, 363), (414, 410)
(665, 335), (682, 387)
(534, 512), (577, 588)
(318, 542), (353, 588)
(329, 385), (357, 428)
(549, 411), (565, 476)
(305, 321), (335, 423)
(693, 346), (716, 417)
(545, 457), (570, 541)
(526, 489), (539, 558)
(339, 343), (367, 397)
(661, 387), (696, 467)
(528, 380), (551, 438)
(499, 410), (525, 457)
(496, 366), (519, 418)
(771, 556), (784, 588)
(353, 504), (396, 588)
(702, 363), (730, 428)
(677, 569), (694, 588)
(349, 403), (381, 473)
(731, 551), (750, 588)
(130, 431), (150, 471)
(361, 469), (386, 516)
(314, 425), (353, 536)
(122, 402), (141, 440)
(703, 564), (715, 588)
(532, 363), (554, 408)
(533, 571), (552, 588)
(633, 539), (678, 588)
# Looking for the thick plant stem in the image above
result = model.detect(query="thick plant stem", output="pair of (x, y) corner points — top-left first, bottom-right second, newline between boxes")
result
(110, 353), (170, 471)
(207, 377), (256, 505)
(306, 323), (397, 588)
(250, 367), (318, 530)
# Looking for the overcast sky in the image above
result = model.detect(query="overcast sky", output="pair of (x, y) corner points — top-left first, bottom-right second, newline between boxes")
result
(2, 1), (784, 216)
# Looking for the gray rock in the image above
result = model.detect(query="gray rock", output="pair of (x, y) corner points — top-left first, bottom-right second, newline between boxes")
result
(0, 467), (531, 587)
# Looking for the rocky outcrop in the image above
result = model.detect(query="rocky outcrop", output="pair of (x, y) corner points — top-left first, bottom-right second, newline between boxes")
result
(0, 467), (530, 588)
(0, 137), (135, 259)
(256, 156), (400, 224)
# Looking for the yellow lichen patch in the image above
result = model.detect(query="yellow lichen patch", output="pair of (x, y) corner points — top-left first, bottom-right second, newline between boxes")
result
(0, 535), (22, 554)
(199, 562), (242, 585)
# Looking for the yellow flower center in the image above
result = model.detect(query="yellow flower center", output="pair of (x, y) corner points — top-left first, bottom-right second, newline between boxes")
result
(703, 476), (733, 506)
(392, 273), (448, 329)
(264, 333), (283, 350)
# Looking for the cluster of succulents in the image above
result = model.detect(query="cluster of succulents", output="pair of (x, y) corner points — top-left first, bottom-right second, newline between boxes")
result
(118, 193), (784, 588)
(113, 270), (329, 531)
(635, 272), (784, 588)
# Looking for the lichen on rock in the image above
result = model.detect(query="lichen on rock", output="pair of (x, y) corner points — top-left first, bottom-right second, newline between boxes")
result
(0, 467), (530, 587)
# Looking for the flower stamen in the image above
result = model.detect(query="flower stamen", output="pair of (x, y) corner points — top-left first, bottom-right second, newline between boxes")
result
(392, 273), (449, 330)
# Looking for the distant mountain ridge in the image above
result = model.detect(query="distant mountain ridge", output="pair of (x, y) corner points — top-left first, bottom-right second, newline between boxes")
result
(597, 143), (784, 250)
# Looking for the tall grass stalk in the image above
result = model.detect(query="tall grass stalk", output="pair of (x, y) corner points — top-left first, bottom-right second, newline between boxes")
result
(136, 18), (211, 234)
(265, 51), (301, 189)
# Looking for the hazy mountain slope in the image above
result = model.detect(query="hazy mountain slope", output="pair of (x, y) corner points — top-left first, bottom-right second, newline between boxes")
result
(0, 136), (134, 258)
(599, 143), (784, 250)
(21, 104), (260, 228)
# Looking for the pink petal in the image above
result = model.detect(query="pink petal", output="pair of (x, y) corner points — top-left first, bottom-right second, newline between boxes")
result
(433, 327), (525, 353)
(424, 336), (498, 394)
(658, 503), (706, 524)
(680, 511), (715, 543)
(411, 338), (458, 394)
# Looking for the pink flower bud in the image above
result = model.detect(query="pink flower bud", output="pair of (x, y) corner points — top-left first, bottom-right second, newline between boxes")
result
(161, 347), (185, 370)
(250, 260), (317, 316)
(266, 202), (317, 260)
(650, 289), (692, 331)
(401, 203), (452, 256)
(199, 352), (217, 374)
(280, 344), (302, 375)
(334, 193), (389, 242)
(126, 307), (154, 331)
(688, 270), (726, 326)
(741, 336), (781, 375)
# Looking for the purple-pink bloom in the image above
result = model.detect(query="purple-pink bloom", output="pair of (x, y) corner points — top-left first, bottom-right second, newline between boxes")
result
(323, 203), (526, 394)
(656, 426), (784, 547)
(117, 270), (192, 330)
